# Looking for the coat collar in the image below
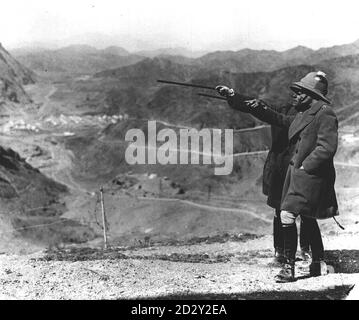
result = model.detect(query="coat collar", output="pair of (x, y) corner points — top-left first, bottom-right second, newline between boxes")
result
(288, 100), (326, 141)
(308, 100), (326, 115)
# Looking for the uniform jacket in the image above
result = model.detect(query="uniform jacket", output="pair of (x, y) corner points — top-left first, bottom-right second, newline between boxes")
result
(228, 94), (339, 219)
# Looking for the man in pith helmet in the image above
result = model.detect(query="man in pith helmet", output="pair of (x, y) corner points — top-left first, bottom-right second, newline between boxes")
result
(216, 71), (339, 282)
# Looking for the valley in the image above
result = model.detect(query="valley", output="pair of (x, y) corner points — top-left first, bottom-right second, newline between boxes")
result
(0, 75), (273, 250)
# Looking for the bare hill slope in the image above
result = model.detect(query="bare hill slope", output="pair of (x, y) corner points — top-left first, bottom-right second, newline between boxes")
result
(0, 43), (34, 103)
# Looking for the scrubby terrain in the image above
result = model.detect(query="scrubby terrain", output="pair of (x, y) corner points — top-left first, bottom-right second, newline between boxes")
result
(1, 233), (359, 300)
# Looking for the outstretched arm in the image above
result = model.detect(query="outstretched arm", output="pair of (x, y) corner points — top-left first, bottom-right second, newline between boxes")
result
(230, 95), (295, 128)
(215, 86), (295, 128)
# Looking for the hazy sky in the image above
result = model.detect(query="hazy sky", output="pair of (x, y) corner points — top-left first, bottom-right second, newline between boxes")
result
(1, 0), (359, 51)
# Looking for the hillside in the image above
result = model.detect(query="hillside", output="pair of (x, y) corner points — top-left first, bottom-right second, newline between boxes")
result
(0, 43), (34, 103)
(92, 53), (359, 124)
(102, 46), (130, 56)
(0, 144), (89, 253)
(89, 57), (315, 126)
(316, 54), (359, 125)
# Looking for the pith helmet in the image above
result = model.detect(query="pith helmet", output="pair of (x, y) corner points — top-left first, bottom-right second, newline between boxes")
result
(290, 71), (330, 104)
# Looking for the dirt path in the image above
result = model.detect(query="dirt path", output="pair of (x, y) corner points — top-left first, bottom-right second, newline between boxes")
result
(137, 196), (271, 223)
(339, 110), (359, 126)
(129, 144), (359, 163)
(46, 143), (88, 194)
(334, 161), (359, 168)
(336, 99), (359, 115)
(127, 144), (268, 159)
(150, 118), (269, 134)
(38, 84), (58, 118)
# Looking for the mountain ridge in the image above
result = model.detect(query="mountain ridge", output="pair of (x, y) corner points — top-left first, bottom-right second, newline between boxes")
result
(12, 38), (359, 76)
(13, 45), (145, 74)
(0, 43), (34, 103)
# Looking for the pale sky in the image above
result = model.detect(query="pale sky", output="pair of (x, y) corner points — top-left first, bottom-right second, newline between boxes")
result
(1, 0), (359, 51)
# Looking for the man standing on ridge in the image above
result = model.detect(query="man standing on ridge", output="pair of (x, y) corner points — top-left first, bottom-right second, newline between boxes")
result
(253, 101), (315, 266)
(216, 71), (339, 282)
(219, 90), (314, 265)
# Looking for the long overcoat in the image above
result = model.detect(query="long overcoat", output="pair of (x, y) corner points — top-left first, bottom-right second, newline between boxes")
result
(262, 104), (297, 210)
(228, 94), (339, 219)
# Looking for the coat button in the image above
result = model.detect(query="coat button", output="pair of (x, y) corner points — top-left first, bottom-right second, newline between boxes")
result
(289, 160), (294, 165)
(296, 150), (298, 153)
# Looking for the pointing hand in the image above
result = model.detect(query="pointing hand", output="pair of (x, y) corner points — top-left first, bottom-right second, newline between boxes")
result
(245, 99), (269, 109)
(215, 85), (235, 97)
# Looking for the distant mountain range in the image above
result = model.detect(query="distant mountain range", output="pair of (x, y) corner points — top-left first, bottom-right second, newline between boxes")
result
(12, 38), (359, 76)
(135, 47), (208, 58)
(10, 38), (358, 132)
(13, 45), (144, 74)
(5, 38), (359, 128)
(90, 49), (359, 129)
(172, 39), (359, 73)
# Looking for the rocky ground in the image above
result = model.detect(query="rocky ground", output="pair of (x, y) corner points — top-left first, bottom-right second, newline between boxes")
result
(1, 232), (358, 300)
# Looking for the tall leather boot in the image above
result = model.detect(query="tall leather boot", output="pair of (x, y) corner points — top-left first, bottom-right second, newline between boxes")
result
(307, 218), (324, 261)
(299, 217), (311, 261)
(275, 224), (297, 283)
(306, 218), (325, 277)
(273, 211), (285, 264)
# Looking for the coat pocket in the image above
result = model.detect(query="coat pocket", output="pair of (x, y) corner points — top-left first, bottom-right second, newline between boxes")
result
(290, 167), (323, 207)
